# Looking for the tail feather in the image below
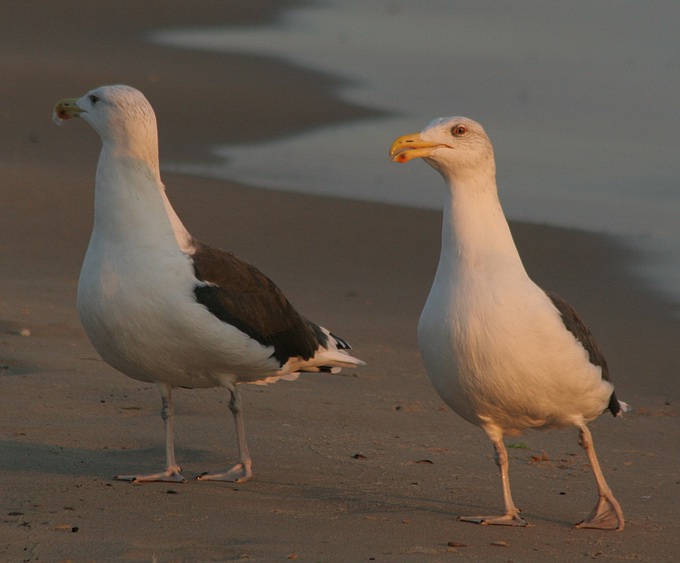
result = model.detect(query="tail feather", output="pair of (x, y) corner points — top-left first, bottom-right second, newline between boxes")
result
(329, 331), (352, 350)
(285, 324), (364, 374)
(608, 390), (631, 417)
(248, 325), (364, 386)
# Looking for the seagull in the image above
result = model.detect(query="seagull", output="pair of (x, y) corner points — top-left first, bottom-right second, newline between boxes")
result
(390, 117), (626, 530)
(53, 84), (364, 484)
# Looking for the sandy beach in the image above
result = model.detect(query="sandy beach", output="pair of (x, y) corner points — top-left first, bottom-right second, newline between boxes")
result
(2, 2), (679, 560)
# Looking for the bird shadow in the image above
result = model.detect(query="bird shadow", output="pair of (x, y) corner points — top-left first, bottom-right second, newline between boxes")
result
(0, 439), (210, 479)
(0, 440), (575, 528)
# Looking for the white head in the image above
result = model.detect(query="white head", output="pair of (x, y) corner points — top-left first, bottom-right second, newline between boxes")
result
(54, 85), (159, 162)
(54, 85), (193, 249)
(390, 116), (496, 182)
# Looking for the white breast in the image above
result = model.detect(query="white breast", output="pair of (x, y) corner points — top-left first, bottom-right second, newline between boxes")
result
(418, 266), (613, 432)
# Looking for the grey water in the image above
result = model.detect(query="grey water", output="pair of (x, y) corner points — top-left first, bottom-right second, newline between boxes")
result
(152, 0), (680, 304)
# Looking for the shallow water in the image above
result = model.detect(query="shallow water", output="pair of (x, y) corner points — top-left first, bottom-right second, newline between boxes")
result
(152, 0), (680, 303)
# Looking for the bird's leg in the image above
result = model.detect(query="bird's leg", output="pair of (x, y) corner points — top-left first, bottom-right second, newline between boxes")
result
(575, 424), (624, 531)
(459, 438), (528, 526)
(115, 383), (187, 483)
(197, 387), (253, 483)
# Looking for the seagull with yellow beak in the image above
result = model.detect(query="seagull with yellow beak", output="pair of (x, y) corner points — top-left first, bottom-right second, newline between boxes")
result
(390, 116), (626, 530)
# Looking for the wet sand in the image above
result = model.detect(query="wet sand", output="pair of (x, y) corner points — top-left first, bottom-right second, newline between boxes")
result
(1, 2), (679, 560)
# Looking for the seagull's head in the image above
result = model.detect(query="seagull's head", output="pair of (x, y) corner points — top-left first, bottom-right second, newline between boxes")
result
(53, 85), (158, 155)
(390, 116), (495, 180)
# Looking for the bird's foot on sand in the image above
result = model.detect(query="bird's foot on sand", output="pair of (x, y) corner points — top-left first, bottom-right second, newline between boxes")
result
(576, 494), (624, 531)
(459, 512), (528, 527)
(114, 465), (187, 484)
(196, 461), (253, 483)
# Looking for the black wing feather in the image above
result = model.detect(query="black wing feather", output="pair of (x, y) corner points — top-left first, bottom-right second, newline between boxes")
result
(191, 242), (322, 366)
(546, 291), (621, 417)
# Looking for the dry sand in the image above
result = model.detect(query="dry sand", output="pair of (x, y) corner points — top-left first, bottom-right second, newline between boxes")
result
(2, 2), (679, 561)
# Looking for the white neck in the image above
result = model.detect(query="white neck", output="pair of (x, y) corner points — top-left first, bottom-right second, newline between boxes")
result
(436, 169), (526, 284)
(92, 146), (193, 252)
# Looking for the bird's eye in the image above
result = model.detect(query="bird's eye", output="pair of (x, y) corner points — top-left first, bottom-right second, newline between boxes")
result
(451, 124), (467, 137)
(89, 94), (100, 105)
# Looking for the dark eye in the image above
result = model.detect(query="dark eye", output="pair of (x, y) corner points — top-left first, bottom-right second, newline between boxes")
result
(89, 94), (100, 105)
(451, 124), (467, 137)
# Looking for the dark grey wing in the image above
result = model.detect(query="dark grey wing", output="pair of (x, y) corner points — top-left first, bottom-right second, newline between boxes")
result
(191, 242), (324, 366)
(546, 291), (621, 416)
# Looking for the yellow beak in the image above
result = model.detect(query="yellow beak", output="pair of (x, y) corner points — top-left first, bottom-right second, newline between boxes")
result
(53, 98), (84, 122)
(389, 133), (440, 163)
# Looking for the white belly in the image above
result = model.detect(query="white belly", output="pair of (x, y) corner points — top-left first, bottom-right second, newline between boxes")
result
(418, 277), (613, 433)
(77, 240), (279, 388)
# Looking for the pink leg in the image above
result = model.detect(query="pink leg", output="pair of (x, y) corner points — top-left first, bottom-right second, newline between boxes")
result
(575, 424), (624, 531)
(459, 438), (528, 527)
(197, 387), (253, 483)
(115, 383), (186, 483)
